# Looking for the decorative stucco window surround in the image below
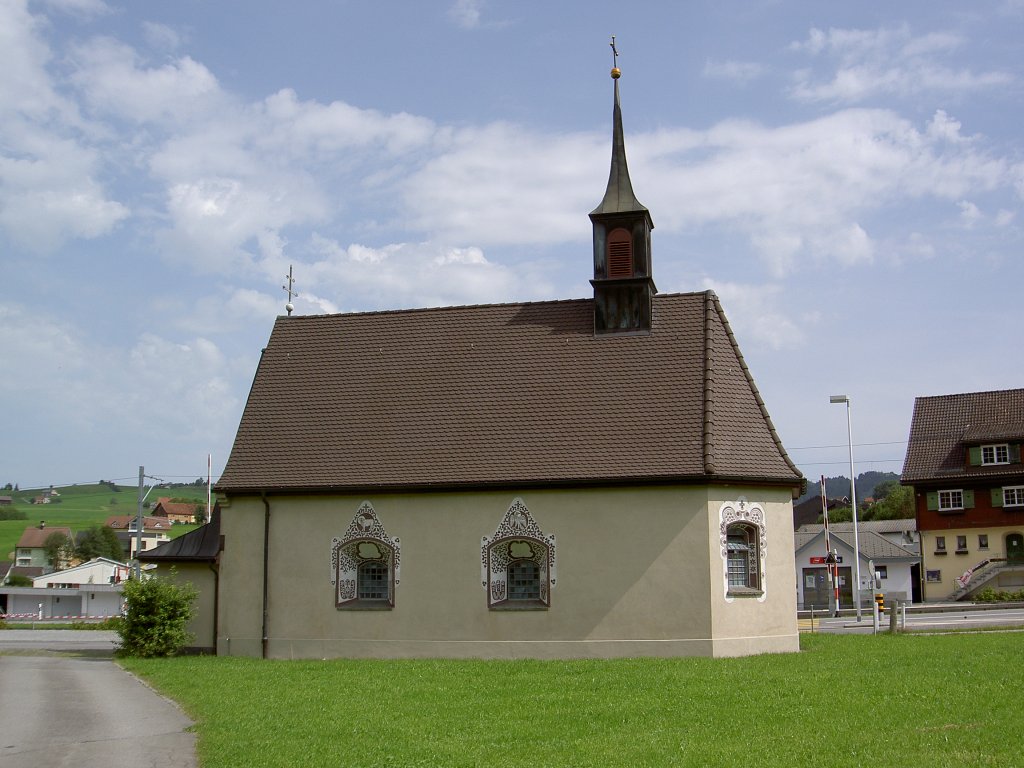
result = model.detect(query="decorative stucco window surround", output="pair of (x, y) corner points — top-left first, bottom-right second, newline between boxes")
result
(331, 502), (401, 610)
(481, 498), (556, 610)
(719, 498), (767, 602)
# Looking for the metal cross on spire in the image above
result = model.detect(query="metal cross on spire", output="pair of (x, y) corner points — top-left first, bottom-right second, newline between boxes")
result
(609, 35), (621, 79)
(282, 265), (299, 316)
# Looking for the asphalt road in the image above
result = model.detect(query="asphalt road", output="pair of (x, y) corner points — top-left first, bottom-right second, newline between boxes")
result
(800, 606), (1024, 634)
(0, 631), (197, 768)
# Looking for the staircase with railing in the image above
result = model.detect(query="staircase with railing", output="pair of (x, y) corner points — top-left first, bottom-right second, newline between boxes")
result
(950, 557), (1014, 600)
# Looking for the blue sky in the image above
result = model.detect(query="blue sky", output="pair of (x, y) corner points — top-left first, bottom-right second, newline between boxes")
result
(2, 0), (1022, 490)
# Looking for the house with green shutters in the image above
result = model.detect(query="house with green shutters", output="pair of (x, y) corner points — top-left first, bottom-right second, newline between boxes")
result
(901, 388), (1024, 600)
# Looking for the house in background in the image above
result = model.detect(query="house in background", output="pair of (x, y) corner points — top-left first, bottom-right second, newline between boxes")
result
(152, 497), (201, 525)
(794, 522), (920, 609)
(0, 558), (128, 619)
(105, 515), (171, 559)
(14, 522), (73, 573)
(211, 65), (804, 661)
(901, 388), (1024, 601)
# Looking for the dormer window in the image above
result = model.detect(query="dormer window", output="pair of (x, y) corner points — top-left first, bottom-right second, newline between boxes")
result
(981, 444), (1009, 465)
(606, 228), (632, 278)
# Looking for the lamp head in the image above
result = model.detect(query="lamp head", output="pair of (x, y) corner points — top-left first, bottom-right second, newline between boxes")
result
(829, 394), (849, 404)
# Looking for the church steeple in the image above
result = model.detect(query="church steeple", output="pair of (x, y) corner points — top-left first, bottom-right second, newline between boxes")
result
(589, 38), (656, 334)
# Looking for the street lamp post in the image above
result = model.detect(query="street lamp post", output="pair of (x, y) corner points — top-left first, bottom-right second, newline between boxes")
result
(830, 394), (863, 622)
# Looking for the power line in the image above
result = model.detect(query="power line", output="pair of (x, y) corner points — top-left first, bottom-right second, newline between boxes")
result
(788, 440), (907, 451)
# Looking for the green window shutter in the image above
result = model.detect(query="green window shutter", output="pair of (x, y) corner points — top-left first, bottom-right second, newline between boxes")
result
(963, 490), (974, 509)
(1012, 444), (1022, 464)
(992, 488), (1004, 508)
(926, 491), (938, 511)
(968, 446), (982, 466)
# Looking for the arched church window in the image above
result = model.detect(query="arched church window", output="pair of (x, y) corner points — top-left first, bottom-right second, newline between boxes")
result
(482, 498), (556, 610)
(331, 502), (400, 610)
(719, 499), (767, 600)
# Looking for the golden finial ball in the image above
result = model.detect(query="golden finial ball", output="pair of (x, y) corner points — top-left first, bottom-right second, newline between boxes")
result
(610, 67), (621, 79)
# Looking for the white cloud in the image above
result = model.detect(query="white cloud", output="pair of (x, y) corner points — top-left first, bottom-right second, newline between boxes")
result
(449, 0), (483, 29)
(634, 108), (1006, 275)
(701, 280), (809, 350)
(305, 235), (548, 310)
(0, 304), (238, 441)
(790, 25), (1012, 103)
(403, 122), (604, 245)
(702, 59), (766, 84)
(0, 1), (128, 251)
(69, 37), (222, 124)
(39, 0), (110, 18)
(142, 21), (184, 52)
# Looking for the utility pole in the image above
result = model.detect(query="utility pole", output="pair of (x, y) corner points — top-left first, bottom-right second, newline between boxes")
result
(135, 465), (144, 578)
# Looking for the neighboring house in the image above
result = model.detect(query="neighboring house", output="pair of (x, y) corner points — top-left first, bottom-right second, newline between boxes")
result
(0, 496), (14, 506)
(105, 515), (172, 559)
(14, 522), (73, 572)
(152, 497), (201, 525)
(33, 557), (129, 587)
(139, 507), (223, 653)
(901, 388), (1024, 601)
(794, 524), (921, 610)
(212, 67), (805, 661)
(0, 557), (128, 619)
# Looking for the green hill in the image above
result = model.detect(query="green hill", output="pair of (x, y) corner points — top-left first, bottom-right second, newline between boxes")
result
(0, 482), (212, 563)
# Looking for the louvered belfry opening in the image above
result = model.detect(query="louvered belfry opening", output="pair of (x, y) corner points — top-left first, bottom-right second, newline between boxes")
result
(607, 228), (633, 278)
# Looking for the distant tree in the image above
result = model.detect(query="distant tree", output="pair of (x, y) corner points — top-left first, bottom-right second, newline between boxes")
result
(3, 482), (11, 491)
(819, 504), (853, 524)
(193, 504), (207, 524)
(0, 507), (27, 521)
(872, 479), (900, 502)
(6, 573), (32, 587)
(43, 531), (72, 570)
(76, 525), (126, 562)
(869, 485), (915, 521)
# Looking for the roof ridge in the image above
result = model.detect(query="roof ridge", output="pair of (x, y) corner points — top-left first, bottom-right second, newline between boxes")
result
(701, 291), (716, 475)
(706, 292), (804, 486)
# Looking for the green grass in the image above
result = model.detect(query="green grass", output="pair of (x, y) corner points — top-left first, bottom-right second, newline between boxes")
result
(120, 633), (1024, 768)
(0, 483), (210, 559)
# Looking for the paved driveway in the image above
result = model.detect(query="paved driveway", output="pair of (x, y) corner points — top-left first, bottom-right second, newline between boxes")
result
(0, 631), (198, 768)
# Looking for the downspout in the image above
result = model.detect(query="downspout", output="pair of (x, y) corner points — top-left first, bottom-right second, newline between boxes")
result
(208, 553), (220, 655)
(261, 492), (270, 659)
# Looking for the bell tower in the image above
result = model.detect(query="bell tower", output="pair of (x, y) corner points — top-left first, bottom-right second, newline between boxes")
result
(589, 38), (656, 334)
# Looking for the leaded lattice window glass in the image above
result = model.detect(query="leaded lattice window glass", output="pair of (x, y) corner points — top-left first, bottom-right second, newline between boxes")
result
(508, 560), (540, 601)
(357, 561), (389, 600)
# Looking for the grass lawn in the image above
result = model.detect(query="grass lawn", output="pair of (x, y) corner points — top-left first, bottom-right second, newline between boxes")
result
(120, 632), (1023, 767)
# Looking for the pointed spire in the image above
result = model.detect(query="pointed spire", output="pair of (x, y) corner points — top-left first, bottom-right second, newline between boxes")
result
(591, 41), (649, 219)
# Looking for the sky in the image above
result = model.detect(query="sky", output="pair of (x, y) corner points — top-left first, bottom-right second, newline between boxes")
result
(2, 0), (1022, 491)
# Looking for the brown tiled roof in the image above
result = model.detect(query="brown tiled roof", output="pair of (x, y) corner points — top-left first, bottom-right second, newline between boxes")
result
(152, 499), (198, 520)
(16, 526), (72, 548)
(217, 292), (802, 494)
(901, 388), (1024, 484)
